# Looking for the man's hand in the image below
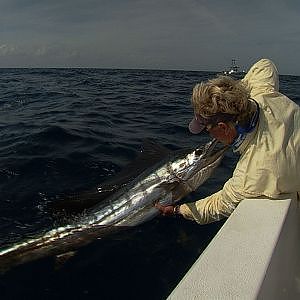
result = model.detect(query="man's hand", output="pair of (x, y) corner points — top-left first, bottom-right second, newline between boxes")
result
(155, 202), (181, 216)
(155, 202), (175, 216)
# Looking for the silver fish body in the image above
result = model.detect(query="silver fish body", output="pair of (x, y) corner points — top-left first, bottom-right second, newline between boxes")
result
(0, 139), (228, 272)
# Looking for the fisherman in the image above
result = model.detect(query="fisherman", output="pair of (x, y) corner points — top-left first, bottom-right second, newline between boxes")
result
(156, 58), (300, 224)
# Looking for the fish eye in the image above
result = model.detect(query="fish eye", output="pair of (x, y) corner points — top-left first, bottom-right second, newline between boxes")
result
(194, 148), (204, 156)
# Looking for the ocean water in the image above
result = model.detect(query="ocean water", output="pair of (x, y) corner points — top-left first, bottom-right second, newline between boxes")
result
(0, 68), (299, 299)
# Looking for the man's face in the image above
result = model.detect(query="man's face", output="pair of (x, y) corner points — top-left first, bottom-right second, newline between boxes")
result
(206, 122), (237, 145)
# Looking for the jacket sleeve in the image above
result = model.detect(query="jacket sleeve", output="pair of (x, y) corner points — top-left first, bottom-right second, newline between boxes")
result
(241, 58), (279, 98)
(179, 166), (264, 224)
(179, 179), (243, 224)
(179, 140), (254, 224)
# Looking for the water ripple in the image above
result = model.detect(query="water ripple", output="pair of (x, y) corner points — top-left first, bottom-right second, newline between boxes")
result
(0, 68), (299, 299)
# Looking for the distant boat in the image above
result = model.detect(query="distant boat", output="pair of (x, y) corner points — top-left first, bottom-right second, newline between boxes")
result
(222, 59), (246, 77)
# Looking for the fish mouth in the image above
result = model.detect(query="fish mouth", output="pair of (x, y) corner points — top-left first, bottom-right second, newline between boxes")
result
(196, 138), (228, 158)
(203, 138), (219, 155)
(198, 138), (229, 166)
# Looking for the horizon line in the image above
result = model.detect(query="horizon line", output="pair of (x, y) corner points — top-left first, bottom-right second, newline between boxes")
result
(0, 66), (298, 77)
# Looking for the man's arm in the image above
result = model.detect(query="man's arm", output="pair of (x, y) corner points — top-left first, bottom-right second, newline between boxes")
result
(241, 58), (279, 98)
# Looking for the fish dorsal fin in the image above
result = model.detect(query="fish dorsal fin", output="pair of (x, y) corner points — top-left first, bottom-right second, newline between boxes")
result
(139, 139), (171, 162)
(103, 139), (171, 184)
(110, 139), (171, 181)
(54, 251), (76, 270)
(50, 140), (172, 214)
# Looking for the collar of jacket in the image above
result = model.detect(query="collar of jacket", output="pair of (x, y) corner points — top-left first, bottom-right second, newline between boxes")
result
(231, 99), (260, 152)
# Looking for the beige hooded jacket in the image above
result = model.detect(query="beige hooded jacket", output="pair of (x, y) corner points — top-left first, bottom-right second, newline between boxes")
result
(180, 59), (300, 224)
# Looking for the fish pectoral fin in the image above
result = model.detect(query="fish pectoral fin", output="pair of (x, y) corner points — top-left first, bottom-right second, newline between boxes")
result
(54, 251), (77, 270)
(156, 193), (174, 206)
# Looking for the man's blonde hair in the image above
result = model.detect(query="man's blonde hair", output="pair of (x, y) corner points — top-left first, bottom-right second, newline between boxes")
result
(191, 76), (251, 125)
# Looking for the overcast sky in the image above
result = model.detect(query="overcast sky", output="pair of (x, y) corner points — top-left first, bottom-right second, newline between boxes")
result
(0, 0), (299, 74)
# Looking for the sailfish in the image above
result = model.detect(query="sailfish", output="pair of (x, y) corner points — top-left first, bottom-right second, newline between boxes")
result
(0, 139), (228, 272)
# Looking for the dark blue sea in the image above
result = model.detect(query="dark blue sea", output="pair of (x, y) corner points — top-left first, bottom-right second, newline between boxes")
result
(0, 68), (299, 300)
